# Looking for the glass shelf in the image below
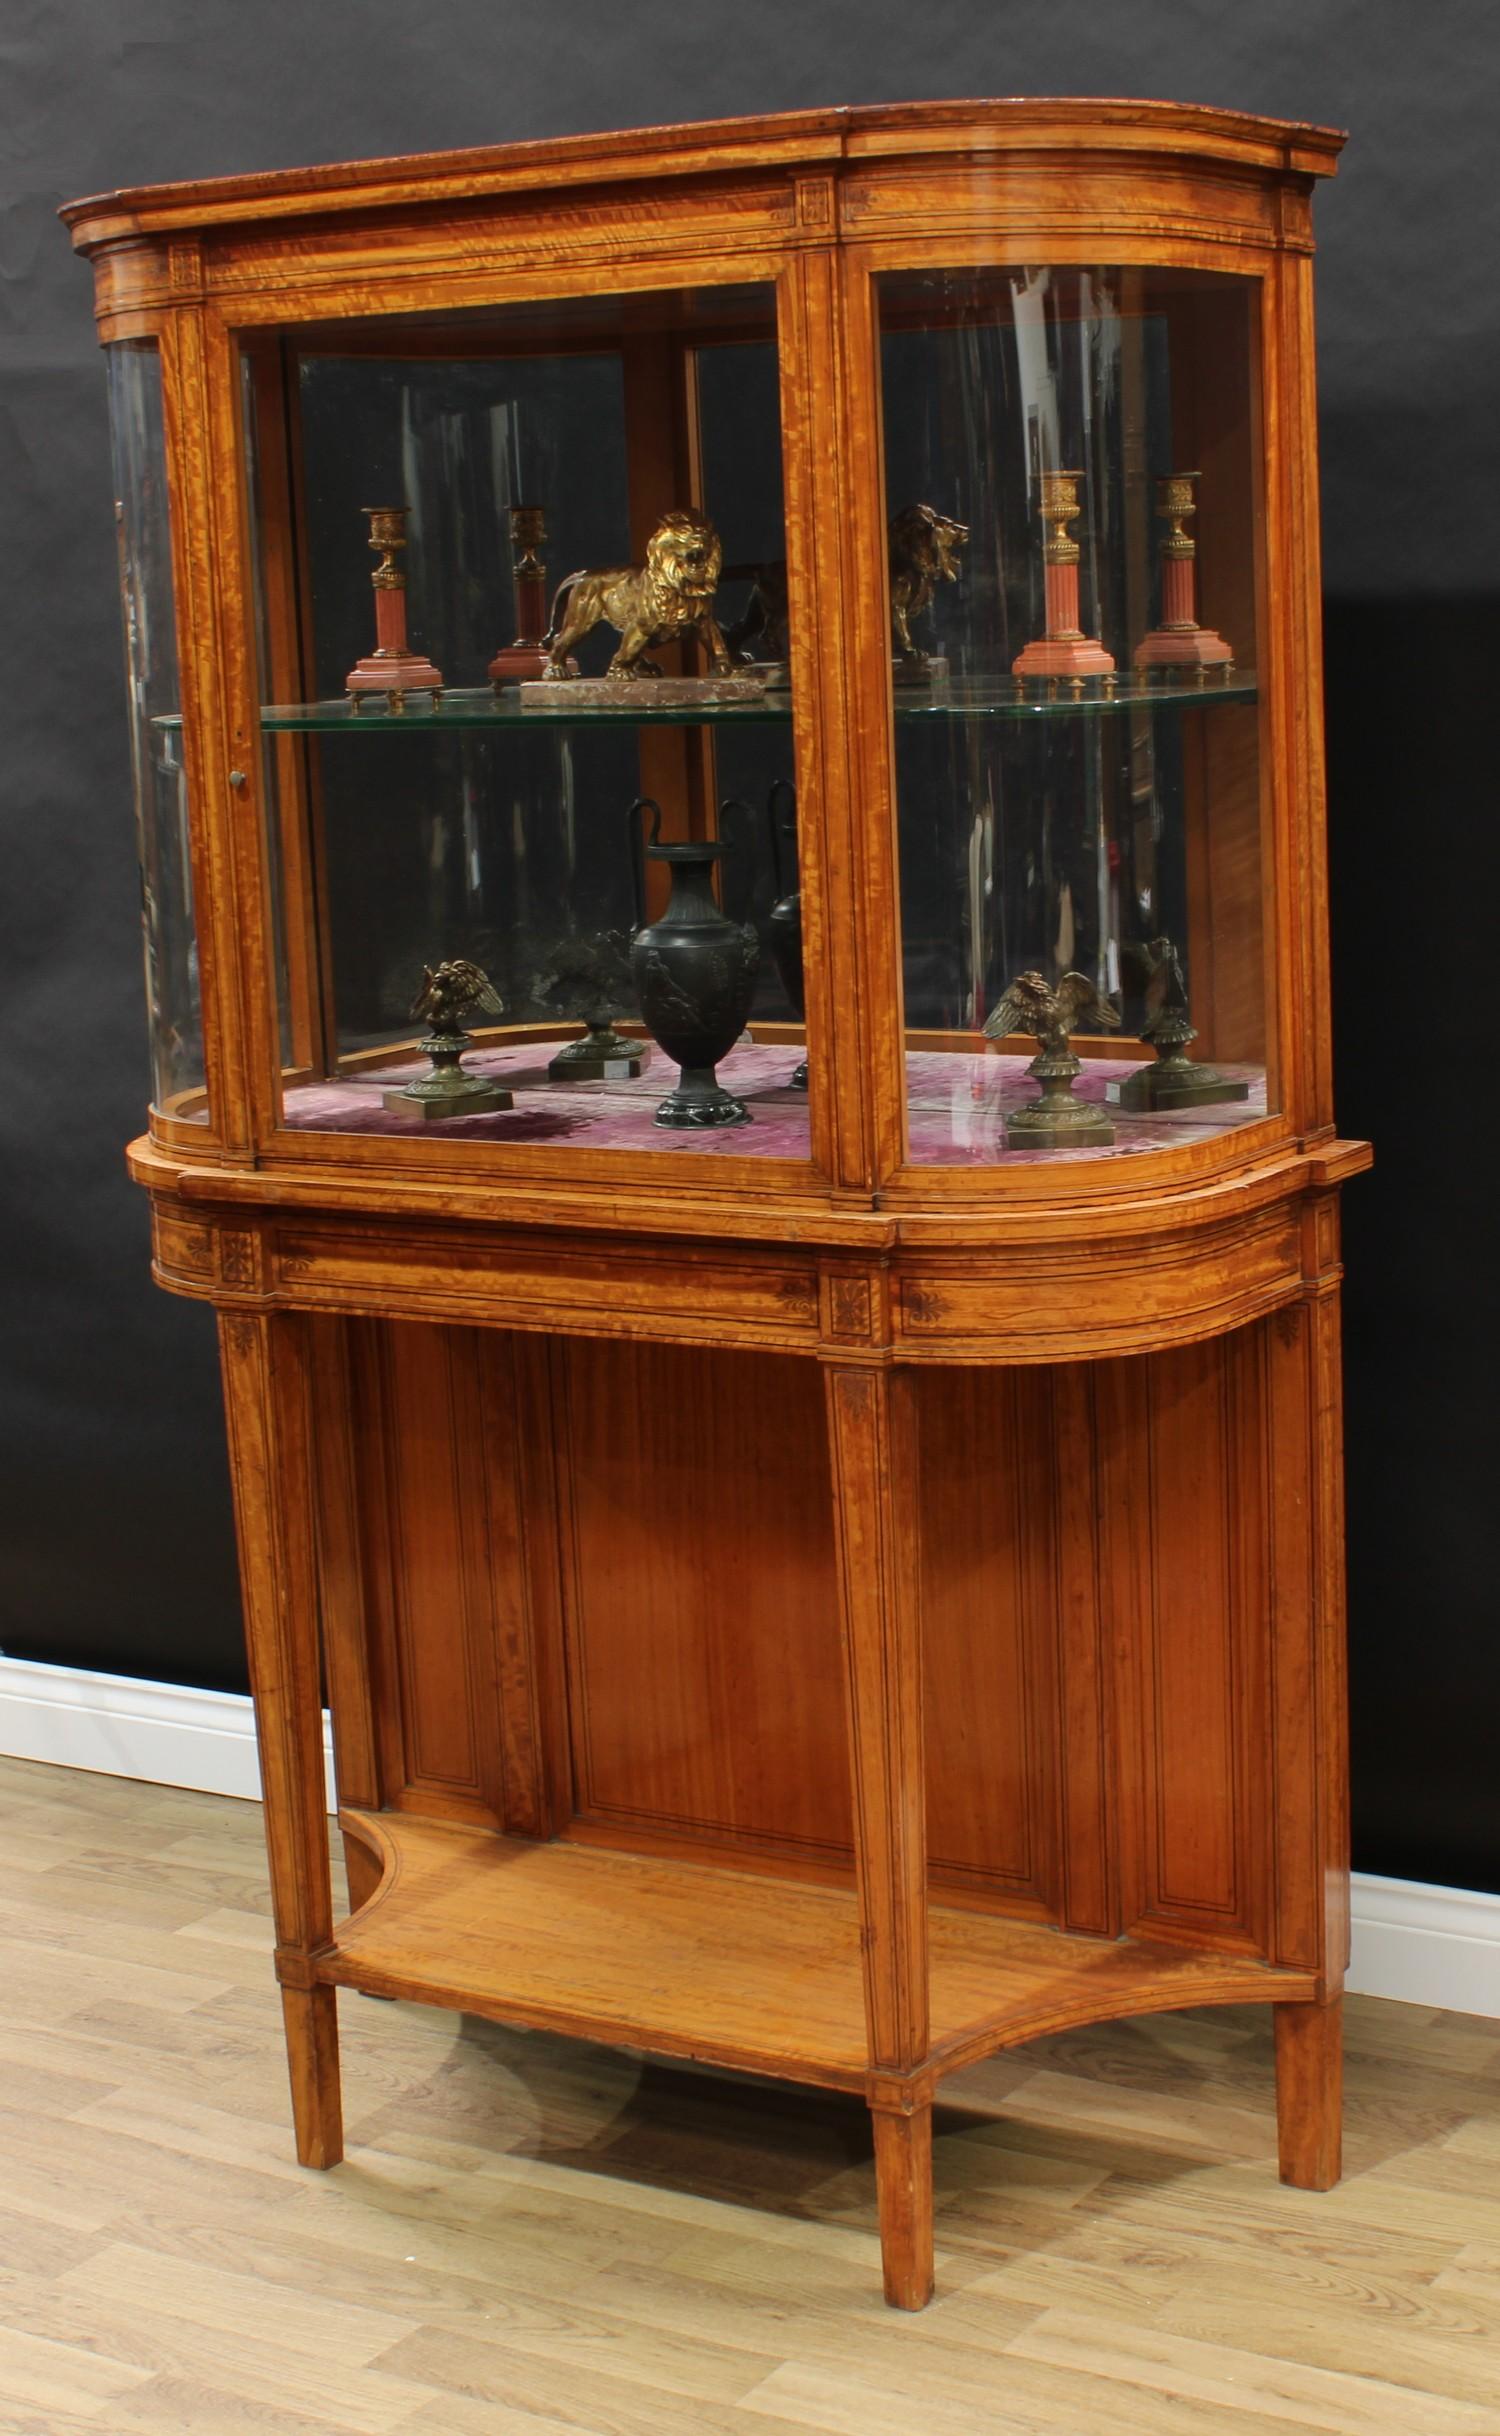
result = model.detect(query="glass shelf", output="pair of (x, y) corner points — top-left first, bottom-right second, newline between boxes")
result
(151, 670), (1257, 739)
(894, 672), (1257, 720)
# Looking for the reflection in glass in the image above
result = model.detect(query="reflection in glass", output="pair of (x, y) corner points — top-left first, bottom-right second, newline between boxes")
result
(108, 341), (206, 1119)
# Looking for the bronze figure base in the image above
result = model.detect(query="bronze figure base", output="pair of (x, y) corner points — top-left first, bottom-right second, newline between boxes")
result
(1005, 1103), (1115, 1150)
(1002, 1042), (1115, 1150)
(383, 1030), (513, 1119)
(383, 1074), (514, 1119)
(548, 1027), (648, 1083)
(382, 1078), (515, 1119)
(1109, 1059), (1250, 1112)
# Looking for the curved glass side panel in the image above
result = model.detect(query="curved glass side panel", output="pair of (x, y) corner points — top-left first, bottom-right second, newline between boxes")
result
(240, 283), (810, 1164)
(108, 341), (207, 1121)
(877, 266), (1271, 1169)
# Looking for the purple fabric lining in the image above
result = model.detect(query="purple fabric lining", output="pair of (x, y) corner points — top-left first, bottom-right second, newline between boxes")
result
(283, 1041), (1267, 1166)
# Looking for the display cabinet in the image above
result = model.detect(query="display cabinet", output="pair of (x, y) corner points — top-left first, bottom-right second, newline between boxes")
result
(68, 100), (1368, 2309)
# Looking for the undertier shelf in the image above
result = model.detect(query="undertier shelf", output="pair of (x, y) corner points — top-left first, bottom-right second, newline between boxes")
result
(152, 672), (1257, 741)
(324, 1811), (1316, 2091)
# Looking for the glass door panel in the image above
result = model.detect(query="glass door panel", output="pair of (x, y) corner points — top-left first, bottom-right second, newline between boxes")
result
(237, 282), (814, 1163)
(109, 339), (208, 1124)
(876, 265), (1272, 1169)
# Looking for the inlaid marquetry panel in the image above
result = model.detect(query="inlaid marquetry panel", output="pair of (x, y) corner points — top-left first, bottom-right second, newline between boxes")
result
(151, 1203), (216, 1283)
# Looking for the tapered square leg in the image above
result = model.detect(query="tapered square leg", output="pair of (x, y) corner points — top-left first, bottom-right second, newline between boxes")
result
(824, 1361), (934, 2308)
(1274, 1995), (1342, 2189)
(281, 1984), (343, 2168)
(220, 1311), (344, 2174)
(872, 2102), (934, 2310)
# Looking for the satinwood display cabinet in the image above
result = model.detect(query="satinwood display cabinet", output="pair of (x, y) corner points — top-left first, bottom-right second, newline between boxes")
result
(67, 99), (1368, 2308)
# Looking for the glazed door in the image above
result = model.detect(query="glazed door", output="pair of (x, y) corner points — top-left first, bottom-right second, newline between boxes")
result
(835, 239), (1296, 1196)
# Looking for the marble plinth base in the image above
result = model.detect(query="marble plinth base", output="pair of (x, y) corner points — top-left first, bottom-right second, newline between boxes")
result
(1133, 627), (1235, 672)
(519, 674), (768, 709)
(488, 642), (552, 683)
(1011, 635), (1116, 679)
(347, 651), (445, 709)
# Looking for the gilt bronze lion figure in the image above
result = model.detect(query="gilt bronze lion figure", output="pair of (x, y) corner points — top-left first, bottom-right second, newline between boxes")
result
(888, 502), (969, 671)
(724, 501), (969, 676)
(542, 507), (732, 681)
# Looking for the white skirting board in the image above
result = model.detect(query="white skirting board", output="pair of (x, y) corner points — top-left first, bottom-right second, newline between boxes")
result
(1343, 1873), (1500, 2019)
(1, 1653), (1496, 2019)
(0, 1654), (336, 1813)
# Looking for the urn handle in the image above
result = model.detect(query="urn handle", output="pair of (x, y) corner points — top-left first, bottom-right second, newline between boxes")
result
(627, 795), (663, 926)
(766, 777), (798, 900)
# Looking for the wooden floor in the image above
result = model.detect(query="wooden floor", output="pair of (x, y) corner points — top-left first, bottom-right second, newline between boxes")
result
(3, 1757), (1500, 2436)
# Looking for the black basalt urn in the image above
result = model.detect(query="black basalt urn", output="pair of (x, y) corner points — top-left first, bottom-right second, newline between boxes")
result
(629, 797), (760, 1128)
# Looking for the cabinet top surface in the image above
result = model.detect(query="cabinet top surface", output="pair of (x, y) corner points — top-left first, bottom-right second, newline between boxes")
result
(61, 97), (1344, 244)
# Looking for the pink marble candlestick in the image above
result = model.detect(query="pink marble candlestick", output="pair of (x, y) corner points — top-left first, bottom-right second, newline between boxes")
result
(346, 506), (445, 714)
(1012, 470), (1116, 683)
(488, 504), (556, 687)
(1133, 472), (1234, 677)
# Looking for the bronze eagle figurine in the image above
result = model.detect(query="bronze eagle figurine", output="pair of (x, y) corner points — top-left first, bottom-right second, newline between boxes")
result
(1136, 935), (1203, 1056)
(410, 958), (504, 1033)
(1144, 930), (1188, 1008)
(983, 969), (1121, 1056)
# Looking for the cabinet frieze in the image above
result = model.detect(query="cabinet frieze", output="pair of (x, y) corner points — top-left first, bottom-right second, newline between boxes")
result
(840, 161), (1295, 252)
(147, 1179), (1354, 1367)
(200, 178), (806, 321)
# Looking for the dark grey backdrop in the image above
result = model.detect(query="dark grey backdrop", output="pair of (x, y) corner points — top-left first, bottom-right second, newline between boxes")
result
(4, 2), (1497, 1891)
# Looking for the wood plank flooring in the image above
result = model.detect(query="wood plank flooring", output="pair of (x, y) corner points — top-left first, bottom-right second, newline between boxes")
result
(2, 1753), (1498, 2435)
